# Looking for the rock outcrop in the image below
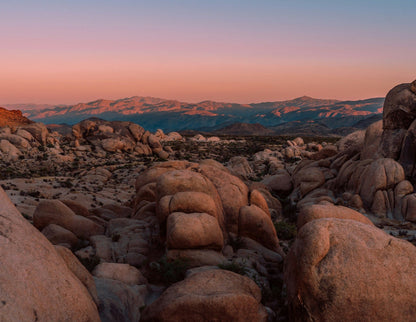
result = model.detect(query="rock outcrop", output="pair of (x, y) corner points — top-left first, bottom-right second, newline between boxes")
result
(141, 269), (268, 322)
(285, 218), (416, 321)
(0, 187), (100, 321)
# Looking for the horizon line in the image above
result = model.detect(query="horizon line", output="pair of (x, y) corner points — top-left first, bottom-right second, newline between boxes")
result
(1, 94), (385, 108)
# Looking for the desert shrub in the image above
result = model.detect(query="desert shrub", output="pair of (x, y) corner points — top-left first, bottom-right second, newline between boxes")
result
(150, 256), (189, 285)
(77, 255), (100, 272)
(218, 261), (248, 276)
(228, 235), (244, 252)
(274, 221), (297, 240)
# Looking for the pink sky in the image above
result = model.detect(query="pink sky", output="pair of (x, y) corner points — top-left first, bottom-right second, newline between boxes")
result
(0, 1), (415, 104)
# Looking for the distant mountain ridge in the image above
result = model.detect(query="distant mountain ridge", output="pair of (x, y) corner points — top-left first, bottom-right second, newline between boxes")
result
(3, 96), (384, 133)
(0, 107), (33, 127)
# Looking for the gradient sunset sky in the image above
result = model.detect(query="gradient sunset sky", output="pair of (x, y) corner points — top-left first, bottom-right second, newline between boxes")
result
(1, 0), (415, 104)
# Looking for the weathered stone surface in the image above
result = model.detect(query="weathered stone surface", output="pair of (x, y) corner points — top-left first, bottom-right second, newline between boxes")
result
(338, 130), (365, 152)
(359, 158), (404, 208)
(402, 193), (416, 222)
(158, 191), (221, 226)
(361, 120), (383, 160)
(239, 205), (280, 252)
(200, 163), (249, 234)
(33, 200), (104, 239)
(249, 189), (270, 216)
(62, 199), (91, 218)
(95, 277), (147, 322)
(297, 204), (374, 229)
(167, 249), (226, 267)
(93, 263), (147, 285)
(0, 188), (100, 321)
(285, 218), (416, 321)
(41, 223), (79, 247)
(55, 245), (99, 305)
(141, 269), (267, 322)
(293, 167), (325, 197)
(228, 156), (254, 179)
(261, 170), (293, 195)
(383, 81), (416, 131)
(167, 212), (224, 250)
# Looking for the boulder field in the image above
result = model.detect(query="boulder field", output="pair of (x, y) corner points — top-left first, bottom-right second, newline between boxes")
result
(1, 81), (416, 321)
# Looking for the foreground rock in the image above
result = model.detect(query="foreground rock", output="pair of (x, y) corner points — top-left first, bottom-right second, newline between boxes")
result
(285, 218), (416, 321)
(0, 188), (100, 321)
(141, 269), (267, 322)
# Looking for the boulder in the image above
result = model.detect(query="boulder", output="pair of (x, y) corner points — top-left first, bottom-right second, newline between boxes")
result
(383, 81), (416, 131)
(293, 167), (325, 197)
(157, 191), (222, 226)
(167, 212), (224, 250)
(361, 120), (383, 160)
(95, 277), (147, 322)
(285, 218), (416, 321)
(200, 163), (249, 234)
(238, 205), (280, 252)
(359, 158), (404, 208)
(19, 123), (48, 145)
(401, 193), (416, 222)
(62, 199), (91, 218)
(101, 138), (125, 152)
(0, 139), (21, 161)
(92, 263), (147, 285)
(55, 245), (99, 305)
(338, 130), (365, 152)
(41, 224), (79, 247)
(228, 156), (254, 179)
(33, 200), (104, 239)
(0, 188), (100, 321)
(261, 170), (293, 195)
(167, 249), (226, 267)
(297, 204), (374, 229)
(0, 134), (31, 149)
(141, 269), (267, 322)
(249, 189), (270, 216)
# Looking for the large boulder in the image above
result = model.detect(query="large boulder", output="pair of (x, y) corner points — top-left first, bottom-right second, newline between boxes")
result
(238, 205), (280, 252)
(19, 123), (48, 145)
(261, 170), (293, 195)
(383, 80), (416, 131)
(0, 188), (100, 321)
(92, 263), (147, 286)
(141, 269), (267, 322)
(95, 277), (147, 322)
(361, 120), (383, 160)
(285, 218), (416, 321)
(293, 167), (325, 197)
(380, 81), (416, 159)
(297, 204), (374, 229)
(167, 212), (224, 250)
(33, 200), (104, 239)
(199, 163), (249, 234)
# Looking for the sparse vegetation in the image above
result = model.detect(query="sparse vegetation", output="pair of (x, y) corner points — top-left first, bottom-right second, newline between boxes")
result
(150, 256), (189, 285)
(274, 221), (297, 240)
(218, 261), (248, 276)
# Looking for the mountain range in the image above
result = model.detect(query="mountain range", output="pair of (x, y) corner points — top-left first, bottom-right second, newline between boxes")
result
(3, 96), (384, 135)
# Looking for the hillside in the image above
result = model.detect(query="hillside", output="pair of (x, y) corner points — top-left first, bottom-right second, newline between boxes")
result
(6, 96), (384, 133)
(0, 107), (33, 127)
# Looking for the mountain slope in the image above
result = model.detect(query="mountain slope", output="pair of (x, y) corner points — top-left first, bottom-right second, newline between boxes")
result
(0, 107), (33, 127)
(5, 96), (384, 133)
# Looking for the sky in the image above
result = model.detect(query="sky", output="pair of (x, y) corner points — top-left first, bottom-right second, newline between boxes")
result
(0, 0), (415, 104)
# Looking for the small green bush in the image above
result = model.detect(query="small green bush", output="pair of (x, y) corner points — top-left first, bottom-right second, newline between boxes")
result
(77, 255), (100, 272)
(150, 256), (189, 285)
(218, 261), (248, 276)
(274, 221), (297, 240)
